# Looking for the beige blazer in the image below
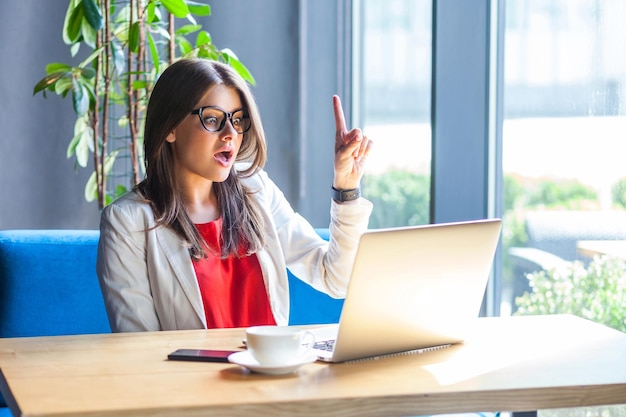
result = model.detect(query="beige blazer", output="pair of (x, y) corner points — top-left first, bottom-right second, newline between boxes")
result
(96, 168), (372, 332)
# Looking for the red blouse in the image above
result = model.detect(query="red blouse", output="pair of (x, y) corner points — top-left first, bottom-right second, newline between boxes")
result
(192, 218), (276, 328)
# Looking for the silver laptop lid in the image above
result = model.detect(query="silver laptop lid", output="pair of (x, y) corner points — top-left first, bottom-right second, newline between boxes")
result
(328, 218), (502, 363)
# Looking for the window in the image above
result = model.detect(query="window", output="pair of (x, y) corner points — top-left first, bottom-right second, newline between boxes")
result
(353, 0), (432, 229)
(502, 0), (626, 327)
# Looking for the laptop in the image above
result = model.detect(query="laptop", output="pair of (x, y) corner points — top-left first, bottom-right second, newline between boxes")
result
(311, 218), (502, 363)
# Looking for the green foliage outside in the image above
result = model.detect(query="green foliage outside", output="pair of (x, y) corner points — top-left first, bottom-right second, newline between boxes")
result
(502, 175), (601, 256)
(502, 176), (600, 289)
(515, 255), (626, 333)
(504, 176), (599, 213)
(612, 177), (626, 210)
(505, 175), (626, 335)
(526, 179), (597, 208)
(362, 169), (429, 229)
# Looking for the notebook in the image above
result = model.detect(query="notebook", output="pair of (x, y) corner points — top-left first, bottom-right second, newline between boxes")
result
(311, 218), (502, 363)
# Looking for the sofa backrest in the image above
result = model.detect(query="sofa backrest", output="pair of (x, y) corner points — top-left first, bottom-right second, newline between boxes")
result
(0, 228), (343, 335)
(288, 228), (344, 325)
(0, 230), (112, 338)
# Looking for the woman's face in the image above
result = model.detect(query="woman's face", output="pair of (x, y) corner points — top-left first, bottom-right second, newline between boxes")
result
(166, 84), (245, 185)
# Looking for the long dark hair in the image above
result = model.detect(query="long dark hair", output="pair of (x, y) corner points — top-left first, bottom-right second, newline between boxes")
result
(136, 59), (267, 259)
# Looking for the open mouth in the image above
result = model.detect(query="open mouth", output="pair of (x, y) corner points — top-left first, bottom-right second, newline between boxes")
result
(214, 149), (233, 165)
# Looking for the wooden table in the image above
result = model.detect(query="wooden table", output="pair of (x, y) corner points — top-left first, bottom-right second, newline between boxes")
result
(577, 240), (626, 259)
(1, 315), (625, 417)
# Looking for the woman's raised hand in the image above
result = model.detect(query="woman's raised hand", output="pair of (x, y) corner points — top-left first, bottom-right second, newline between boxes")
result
(332, 95), (372, 190)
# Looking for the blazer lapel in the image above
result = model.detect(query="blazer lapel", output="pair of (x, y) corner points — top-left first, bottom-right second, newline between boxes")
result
(155, 227), (206, 327)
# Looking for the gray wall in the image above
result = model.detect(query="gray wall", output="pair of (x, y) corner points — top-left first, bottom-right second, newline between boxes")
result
(0, 2), (100, 229)
(0, 0), (342, 230)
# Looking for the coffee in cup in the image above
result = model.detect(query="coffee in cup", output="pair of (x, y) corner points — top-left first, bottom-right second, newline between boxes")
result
(246, 326), (315, 366)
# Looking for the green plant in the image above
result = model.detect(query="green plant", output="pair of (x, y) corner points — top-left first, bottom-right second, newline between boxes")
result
(501, 175), (604, 296)
(33, 0), (254, 209)
(502, 175), (530, 249)
(502, 175), (600, 253)
(612, 177), (626, 209)
(362, 170), (429, 229)
(503, 174), (526, 212)
(526, 178), (597, 209)
(515, 255), (626, 333)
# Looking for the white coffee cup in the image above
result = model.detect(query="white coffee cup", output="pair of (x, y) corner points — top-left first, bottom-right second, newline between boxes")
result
(246, 326), (315, 366)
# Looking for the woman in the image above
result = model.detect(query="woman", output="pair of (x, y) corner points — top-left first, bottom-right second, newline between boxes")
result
(96, 58), (373, 332)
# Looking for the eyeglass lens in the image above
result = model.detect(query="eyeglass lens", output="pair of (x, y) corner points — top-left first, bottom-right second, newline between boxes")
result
(198, 107), (251, 134)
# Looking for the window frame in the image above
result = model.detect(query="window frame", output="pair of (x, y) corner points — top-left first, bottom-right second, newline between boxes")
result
(334, 0), (505, 315)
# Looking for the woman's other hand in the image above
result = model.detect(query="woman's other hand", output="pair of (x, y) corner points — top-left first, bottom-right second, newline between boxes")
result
(332, 95), (373, 190)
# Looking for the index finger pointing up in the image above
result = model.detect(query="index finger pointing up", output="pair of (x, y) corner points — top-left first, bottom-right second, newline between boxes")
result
(333, 95), (347, 134)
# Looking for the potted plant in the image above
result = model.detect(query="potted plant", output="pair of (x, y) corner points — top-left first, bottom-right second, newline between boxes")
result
(33, 0), (254, 209)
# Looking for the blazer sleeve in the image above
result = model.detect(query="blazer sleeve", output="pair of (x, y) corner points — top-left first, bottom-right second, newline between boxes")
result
(251, 170), (373, 298)
(96, 197), (162, 332)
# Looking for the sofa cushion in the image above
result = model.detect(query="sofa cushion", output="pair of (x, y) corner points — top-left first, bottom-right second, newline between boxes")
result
(288, 272), (344, 325)
(287, 228), (343, 325)
(0, 230), (111, 338)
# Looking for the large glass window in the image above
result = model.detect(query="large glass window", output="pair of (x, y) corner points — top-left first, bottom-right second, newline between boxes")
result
(502, 0), (626, 340)
(353, 0), (432, 229)
(354, 0), (626, 346)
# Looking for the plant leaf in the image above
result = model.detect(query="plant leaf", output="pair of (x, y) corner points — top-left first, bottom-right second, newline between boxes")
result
(186, 1), (211, 16)
(111, 40), (126, 75)
(118, 115), (129, 128)
(72, 78), (90, 115)
(154, 26), (171, 40)
(80, 67), (96, 79)
(221, 49), (256, 85)
(132, 79), (149, 90)
(45, 63), (72, 74)
(67, 115), (92, 167)
(33, 72), (67, 95)
(65, 1), (85, 45)
(82, 0), (104, 30)
(75, 126), (92, 168)
(129, 21), (140, 54)
(62, 0), (80, 44)
(177, 37), (193, 55)
(161, 0), (190, 18)
(146, 1), (157, 23)
(114, 185), (128, 199)
(55, 77), (73, 96)
(195, 30), (211, 47)
(85, 171), (98, 202)
(185, 13), (197, 26)
(195, 47), (218, 60)
(146, 32), (160, 74)
(70, 43), (81, 57)
(81, 17), (98, 48)
(176, 24), (201, 36)
(78, 46), (103, 68)
(85, 150), (119, 202)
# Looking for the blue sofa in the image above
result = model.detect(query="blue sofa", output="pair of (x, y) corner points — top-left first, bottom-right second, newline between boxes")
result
(0, 228), (342, 416)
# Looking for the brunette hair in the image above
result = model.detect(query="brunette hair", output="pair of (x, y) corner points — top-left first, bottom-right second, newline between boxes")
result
(136, 58), (267, 259)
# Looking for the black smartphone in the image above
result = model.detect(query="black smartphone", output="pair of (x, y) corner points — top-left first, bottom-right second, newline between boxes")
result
(167, 349), (240, 363)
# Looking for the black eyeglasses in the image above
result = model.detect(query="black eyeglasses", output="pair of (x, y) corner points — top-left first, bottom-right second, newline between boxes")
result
(190, 106), (251, 134)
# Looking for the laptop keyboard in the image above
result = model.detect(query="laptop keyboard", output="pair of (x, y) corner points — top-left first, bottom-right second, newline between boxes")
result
(313, 339), (335, 352)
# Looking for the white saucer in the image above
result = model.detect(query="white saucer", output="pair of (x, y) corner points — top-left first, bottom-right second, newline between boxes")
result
(228, 351), (317, 375)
